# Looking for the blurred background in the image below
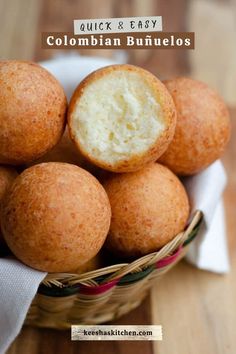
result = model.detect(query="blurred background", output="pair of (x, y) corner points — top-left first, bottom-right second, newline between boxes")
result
(1, 0), (236, 105)
(1, 0), (236, 353)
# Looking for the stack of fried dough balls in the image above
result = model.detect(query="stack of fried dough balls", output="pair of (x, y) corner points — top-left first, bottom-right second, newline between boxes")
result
(0, 61), (231, 272)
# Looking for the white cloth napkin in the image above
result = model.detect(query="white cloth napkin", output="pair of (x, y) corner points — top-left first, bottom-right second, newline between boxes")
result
(183, 160), (230, 273)
(0, 54), (230, 353)
(40, 53), (126, 100)
(0, 259), (46, 354)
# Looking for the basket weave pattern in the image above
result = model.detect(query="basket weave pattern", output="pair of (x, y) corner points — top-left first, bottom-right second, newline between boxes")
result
(25, 211), (202, 329)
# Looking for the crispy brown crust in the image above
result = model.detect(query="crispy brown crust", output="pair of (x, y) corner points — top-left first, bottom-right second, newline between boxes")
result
(103, 163), (190, 258)
(0, 162), (111, 272)
(159, 77), (231, 175)
(68, 64), (176, 173)
(75, 253), (103, 274)
(0, 166), (18, 243)
(0, 60), (67, 165)
(26, 127), (103, 177)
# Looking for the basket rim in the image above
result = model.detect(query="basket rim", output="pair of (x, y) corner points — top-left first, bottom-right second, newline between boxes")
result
(40, 210), (203, 290)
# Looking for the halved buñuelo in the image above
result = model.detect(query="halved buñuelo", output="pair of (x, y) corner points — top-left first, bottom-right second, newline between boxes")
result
(68, 64), (177, 172)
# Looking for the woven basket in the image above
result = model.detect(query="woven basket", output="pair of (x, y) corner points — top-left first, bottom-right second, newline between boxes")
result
(25, 210), (202, 329)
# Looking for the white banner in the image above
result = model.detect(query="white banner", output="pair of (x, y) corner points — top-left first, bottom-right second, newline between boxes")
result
(74, 16), (162, 35)
(71, 325), (162, 341)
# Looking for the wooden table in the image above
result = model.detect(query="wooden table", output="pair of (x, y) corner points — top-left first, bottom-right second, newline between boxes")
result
(1, 0), (236, 353)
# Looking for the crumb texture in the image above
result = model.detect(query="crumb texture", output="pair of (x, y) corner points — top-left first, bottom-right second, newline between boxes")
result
(71, 69), (165, 164)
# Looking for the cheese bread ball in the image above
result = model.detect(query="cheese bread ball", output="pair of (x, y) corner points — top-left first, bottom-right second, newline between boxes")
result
(0, 166), (18, 243)
(1, 163), (111, 272)
(68, 64), (176, 172)
(0, 60), (67, 165)
(27, 127), (86, 166)
(103, 163), (189, 258)
(159, 77), (231, 175)
(26, 127), (103, 177)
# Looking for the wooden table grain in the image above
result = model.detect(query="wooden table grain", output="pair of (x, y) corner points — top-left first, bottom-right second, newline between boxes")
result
(1, 1), (236, 353)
